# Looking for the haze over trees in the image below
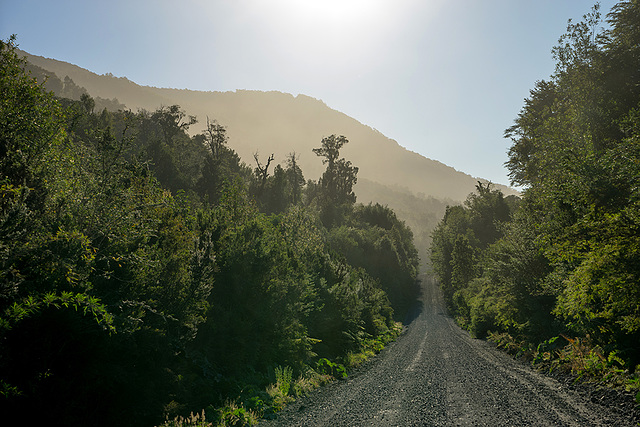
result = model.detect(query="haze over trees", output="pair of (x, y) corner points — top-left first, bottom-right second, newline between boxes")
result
(431, 1), (640, 375)
(17, 48), (518, 267)
(17, 49), (507, 199)
(5, 1), (639, 424)
(0, 35), (419, 425)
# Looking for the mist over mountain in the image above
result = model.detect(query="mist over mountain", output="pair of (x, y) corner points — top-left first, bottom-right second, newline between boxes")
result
(20, 50), (515, 198)
(19, 49), (517, 263)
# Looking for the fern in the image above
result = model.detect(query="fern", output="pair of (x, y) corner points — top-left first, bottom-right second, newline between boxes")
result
(1, 292), (115, 333)
(274, 365), (293, 396)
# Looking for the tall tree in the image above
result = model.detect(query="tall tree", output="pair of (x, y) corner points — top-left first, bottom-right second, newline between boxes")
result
(196, 119), (249, 204)
(430, 184), (513, 316)
(470, 1), (640, 363)
(0, 35), (65, 208)
(313, 135), (358, 206)
(203, 117), (227, 160)
(285, 152), (305, 206)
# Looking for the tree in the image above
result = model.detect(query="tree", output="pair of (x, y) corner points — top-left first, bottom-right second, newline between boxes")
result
(431, 205), (470, 294)
(249, 152), (275, 206)
(313, 135), (358, 206)
(312, 135), (358, 226)
(464, 182), (511, 248)
(327, 203), (420, 313)
(0, 36), (65, 208)
(285, 152), (305, 206)
(493, 1), (640, 364)
(151, 105), (197, 144)
(203, 117), (227, 160)
(430, 184), (514, 317)
(196, 119), (249, 205)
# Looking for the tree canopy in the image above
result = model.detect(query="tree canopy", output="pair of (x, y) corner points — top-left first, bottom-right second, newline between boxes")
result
(431, 1), (640, 370)
(0, 35), (419, 426)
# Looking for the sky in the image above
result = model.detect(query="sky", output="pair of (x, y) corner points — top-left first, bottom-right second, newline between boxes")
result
(0, 0), (620, 187)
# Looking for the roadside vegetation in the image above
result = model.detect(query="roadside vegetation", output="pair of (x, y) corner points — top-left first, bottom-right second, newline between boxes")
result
(0, 35), (419, 426)
(430, 1), (640, 404)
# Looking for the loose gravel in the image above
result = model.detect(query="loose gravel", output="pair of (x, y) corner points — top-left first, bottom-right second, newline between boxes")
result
(261, 276), (638, 426)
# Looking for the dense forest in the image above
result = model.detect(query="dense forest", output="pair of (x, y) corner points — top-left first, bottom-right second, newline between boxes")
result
(0, 35), (419, 426)
(19, 47), (458, 277)
(431, 1), (640, 390)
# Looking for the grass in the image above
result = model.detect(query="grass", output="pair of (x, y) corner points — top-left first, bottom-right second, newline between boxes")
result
(158, 321), (404, 426)
(159, 410), (212, 427)
(341, 321), (403, 370)
(488, 331), (640, 405)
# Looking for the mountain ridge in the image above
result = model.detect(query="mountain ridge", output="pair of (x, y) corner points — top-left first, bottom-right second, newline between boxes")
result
(19, 49), (516, 203)
(18, 49), (520, 264)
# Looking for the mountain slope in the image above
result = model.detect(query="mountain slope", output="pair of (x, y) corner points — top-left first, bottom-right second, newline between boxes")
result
(19, 50), (519, 266)
(20, 50), (515, 203)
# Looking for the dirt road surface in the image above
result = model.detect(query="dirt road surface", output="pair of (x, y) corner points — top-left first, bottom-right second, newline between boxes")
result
(261, 276), (637, 426)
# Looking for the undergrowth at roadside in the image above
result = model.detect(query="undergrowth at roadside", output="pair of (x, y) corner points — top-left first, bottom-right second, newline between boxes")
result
(488, 331), (640, 406)
(340, 322), (403, 370)
(158, 322), (403, 426)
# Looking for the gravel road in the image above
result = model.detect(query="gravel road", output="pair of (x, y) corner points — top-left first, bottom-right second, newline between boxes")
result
(261, 276), (638, 426)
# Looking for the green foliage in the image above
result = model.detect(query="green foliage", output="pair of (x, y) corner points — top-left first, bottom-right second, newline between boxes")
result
(316, 358), (348, 379)
(213, 402), (259, 427)
(1, 291), (114, 331)
(327, 203), (419, 313)
(195, 208), (320, 375)
(1, 36), (415, 425)
(196, 119), (251, 205)
(0, 36), (65, 210)
(273, 366), (293, 397)
(159, 410), (213, 427)
(430, 183), (514, 320)
(436, 2), (640, 384)
(311, 134), (359, 226)
(249, 152), (306, 215)
(506, 1), (640, 364)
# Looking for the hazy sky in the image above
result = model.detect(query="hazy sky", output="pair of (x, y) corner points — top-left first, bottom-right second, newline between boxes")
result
(1, 0), (619, 187)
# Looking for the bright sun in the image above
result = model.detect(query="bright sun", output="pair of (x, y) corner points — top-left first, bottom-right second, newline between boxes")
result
(282, 0), (388, 26)
(224, 0), (433, 84)
(254, 0), (403, 67)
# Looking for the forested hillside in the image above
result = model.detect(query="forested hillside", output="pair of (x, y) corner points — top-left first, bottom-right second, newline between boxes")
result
(431, 1), (640, 391)
(19, 48), (514, 202)
(18, 49), (520, 267)
(0, 36), (419, 426)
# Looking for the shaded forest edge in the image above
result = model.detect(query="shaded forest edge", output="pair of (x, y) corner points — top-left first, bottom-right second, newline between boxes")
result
(0, 36), (420, 426)
(431, 2), (640, 408)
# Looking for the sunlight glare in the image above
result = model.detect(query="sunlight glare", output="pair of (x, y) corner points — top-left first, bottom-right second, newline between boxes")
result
(245, 0), (424, 79)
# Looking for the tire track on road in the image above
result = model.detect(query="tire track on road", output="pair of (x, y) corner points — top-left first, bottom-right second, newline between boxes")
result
(262, 277), (634, 426)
